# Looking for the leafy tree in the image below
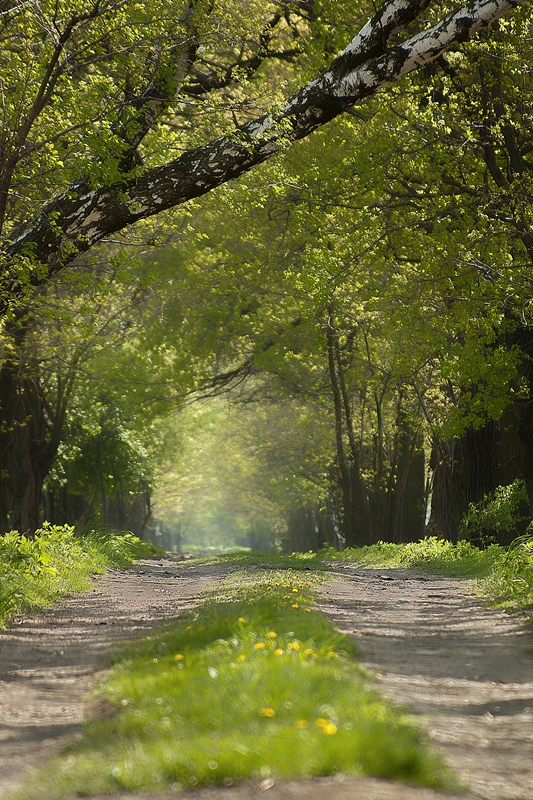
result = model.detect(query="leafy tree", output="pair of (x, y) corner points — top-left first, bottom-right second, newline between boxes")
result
(0, 0), (525, 311)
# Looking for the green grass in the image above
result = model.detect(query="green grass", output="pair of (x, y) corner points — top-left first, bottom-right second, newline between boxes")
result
(18, 567), (455, 797)
(319, 536), (533, 613)
(0, 523), (155, 628)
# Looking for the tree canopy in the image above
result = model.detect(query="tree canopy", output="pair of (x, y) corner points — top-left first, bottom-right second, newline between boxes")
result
(0, 0), (525, 313)
(2, 0), (533, 547)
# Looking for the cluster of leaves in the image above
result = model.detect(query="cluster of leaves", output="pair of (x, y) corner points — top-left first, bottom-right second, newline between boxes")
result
(460, 479), (529, 544)
(20, 567), (453, 796)
(0, 524), (154, 628)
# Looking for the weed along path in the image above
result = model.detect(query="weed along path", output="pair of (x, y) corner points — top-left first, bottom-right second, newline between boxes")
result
(0, 558), (532, 800)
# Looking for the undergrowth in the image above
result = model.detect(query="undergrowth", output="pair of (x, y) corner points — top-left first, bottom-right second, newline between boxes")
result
(19, 568), (454, 797)
(0, 523), (155, 628)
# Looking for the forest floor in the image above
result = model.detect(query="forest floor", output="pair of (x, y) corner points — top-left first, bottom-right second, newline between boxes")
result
(0, 558), (532, 800)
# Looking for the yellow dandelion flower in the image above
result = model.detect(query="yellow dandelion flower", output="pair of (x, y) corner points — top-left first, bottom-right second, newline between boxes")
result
(327, 651), (338, 659)
(274, 648), (284, 656)
(295, 719), (309, 729)
(236, 654), (246, 663)
(282, 595), (290, 599)
(316, 718), (337, 735)
(174, 654), (185, 661)
(267, 631), (277, 639)
(185, 625), (193, 631)
(303, 648), (314, 656)
(259, 707), (276, 717)
(292, 588), (298, 593)
(304, 608), (311, 613)
(288, 642), (300, 651)
(238, 617), (247, 624)
(198, 626), (206, 631)
(254, 642), (266, 650)
(292, 604), (299, 609)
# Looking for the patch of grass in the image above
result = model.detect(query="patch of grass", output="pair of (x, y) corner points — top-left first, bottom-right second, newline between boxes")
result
(0, 524), (155, 628)
(321, 536), (533, 613)
(19, 568), (454, 797)
(195, 550), (331, 572)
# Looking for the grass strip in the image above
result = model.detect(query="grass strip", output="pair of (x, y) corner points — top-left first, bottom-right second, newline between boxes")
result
(19, 564), (455, 797)
(319, 536), (533, 613)
(0, 523), (155, 628)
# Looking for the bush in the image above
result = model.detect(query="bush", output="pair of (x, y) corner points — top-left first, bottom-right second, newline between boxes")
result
(0, 523), (154, 627)
(459, 479), (529, 545)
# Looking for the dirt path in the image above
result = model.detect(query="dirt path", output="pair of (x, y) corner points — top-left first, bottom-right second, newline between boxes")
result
(1, 559), (532, 800)
(319, 566), (533, 800)
(0, 558), (240, 798)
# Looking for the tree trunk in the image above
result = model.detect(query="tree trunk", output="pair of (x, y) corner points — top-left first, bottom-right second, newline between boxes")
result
(0, 364), (60, 533)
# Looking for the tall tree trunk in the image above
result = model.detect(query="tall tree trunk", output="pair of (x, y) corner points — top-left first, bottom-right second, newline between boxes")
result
(389, 411), (426, 543)
(0, 364), (61, 533)
(0, 317), (71, 534)
(326, 310), (372, 547)
(430, 422), (497, 542)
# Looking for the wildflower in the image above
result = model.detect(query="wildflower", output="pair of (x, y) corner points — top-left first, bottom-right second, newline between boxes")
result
(185, 625), (193, 631)
(238, 617), (247, 624)
(274, 648), (284, 656)
(288, 642), (300, 651)
(315, 718), (338, 735)
(292, 604), (299, 609)
(327, 651), (338, 659)
(174, 654), (185, 661)
(259, 707), (276, 717)
(198, 626), (206, 631)
(236, 654), (246, 663)
(254, 642), (266, 650)
(295, 719), (309, 729)
(292, 588), (298, 593)
(304, 608), (311, 613)
(303, 648), (313, 656)
(282, 595), (290, 599)
(267, 631), (277, 639)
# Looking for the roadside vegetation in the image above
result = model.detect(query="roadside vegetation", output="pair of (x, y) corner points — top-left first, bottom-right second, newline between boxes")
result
(19, 565), (454, 797)
(320, 535), (533, 614)
(0, 524), (155, 628)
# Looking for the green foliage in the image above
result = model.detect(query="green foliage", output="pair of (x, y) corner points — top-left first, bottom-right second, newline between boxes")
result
(20, 568), (453, 796)
(320, 537), (504, 577)
(460, 480), (529, 543)
(0, 524), (154, 628)
(485, 533), (533, 610)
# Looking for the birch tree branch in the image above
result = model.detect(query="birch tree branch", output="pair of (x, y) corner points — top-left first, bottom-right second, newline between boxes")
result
(3, 0), (525, 311)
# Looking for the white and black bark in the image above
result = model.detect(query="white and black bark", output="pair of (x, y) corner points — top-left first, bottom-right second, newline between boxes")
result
(2, 0), (525, 311)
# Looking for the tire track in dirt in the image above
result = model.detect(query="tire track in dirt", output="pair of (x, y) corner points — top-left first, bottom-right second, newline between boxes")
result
(318, 566), (533, 800)
(0, 558), (238, 798)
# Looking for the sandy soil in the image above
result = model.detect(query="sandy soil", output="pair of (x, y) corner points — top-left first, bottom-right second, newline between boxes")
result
(0, 558), (532, 800)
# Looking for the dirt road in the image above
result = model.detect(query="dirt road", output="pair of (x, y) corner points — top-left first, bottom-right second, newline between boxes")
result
(0, 558), (532, 800)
